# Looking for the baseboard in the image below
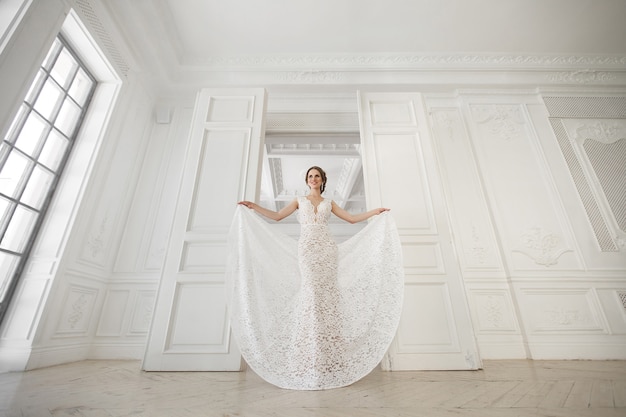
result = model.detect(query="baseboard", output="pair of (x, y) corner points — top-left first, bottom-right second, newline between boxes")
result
(476, 342), (528, 359)
(528, 342), (626, 360)
(88, 342), (145, 360)
(26, 343), (90, 370)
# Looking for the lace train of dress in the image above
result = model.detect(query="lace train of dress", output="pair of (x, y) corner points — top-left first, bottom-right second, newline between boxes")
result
(226, 198), (404, 390)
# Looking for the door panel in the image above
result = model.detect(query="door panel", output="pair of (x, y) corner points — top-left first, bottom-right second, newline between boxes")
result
(142, 88), (266, 371)
(358, 91), (480, 370)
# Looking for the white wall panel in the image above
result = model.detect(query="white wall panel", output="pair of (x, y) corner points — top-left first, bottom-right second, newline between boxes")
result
(397, 283), (459, 352)
(428, 106), (505, 274)
(473, 291), (519, 333)
(128, 290), (155, 335)
(372, 133), (436, 233)
(518, 288), (607, 334)
(401, 242), (445, 275)
(180, 241), (228, 272)
(165, 282), (229, 353)
(359, 91), (480, 370)
(465, 99), (582, 272)
(54, 285), (99, 336)
(188, 129), (251, 233)
(143, 88), (266, 371)
(427, 97), (526, 359)
(96, 290), (130, 337)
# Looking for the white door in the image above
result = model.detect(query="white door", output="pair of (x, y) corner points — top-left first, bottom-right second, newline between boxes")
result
(358, 91), (480, 370)
(143, 88), (267, 371)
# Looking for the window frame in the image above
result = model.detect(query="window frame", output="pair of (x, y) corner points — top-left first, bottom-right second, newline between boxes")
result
(0, 34), (97, 324)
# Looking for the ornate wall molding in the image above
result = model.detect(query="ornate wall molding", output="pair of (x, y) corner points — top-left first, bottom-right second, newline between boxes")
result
(513, 227), (572, 267)
(547, 70), (617, 84)
(470, 105), (526, 141)
(199, 53), (626, 70)
(544, 96), (626, 252)
(277, 70), (344, 83)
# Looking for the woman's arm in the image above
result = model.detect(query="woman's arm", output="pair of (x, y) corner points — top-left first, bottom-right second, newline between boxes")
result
(238, 198), (298, 221)
(331, 201), (389, 224)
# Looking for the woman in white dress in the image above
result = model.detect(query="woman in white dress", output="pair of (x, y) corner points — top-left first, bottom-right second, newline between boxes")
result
(229, 166), (404, 390)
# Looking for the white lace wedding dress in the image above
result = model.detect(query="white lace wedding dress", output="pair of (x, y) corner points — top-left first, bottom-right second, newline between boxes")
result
(227, 197), (404, 390)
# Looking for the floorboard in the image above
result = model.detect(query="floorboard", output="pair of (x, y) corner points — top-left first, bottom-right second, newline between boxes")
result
(1, 360), (625, 417)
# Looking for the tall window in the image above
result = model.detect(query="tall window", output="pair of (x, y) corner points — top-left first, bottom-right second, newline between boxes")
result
(0, 35), (96, 324)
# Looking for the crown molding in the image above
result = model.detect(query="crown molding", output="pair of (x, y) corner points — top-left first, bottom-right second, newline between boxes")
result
(187, 53), (626, 70)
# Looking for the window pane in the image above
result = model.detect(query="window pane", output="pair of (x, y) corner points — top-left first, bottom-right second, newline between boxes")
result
(39, 130), (68, 171)
(2, 104), (28, 144)
(56, 98), (81, 137)
(0, 35), (96, 324)
(15, 112), (48, 157)
(0, 196), (11, 231)
(0, 252), (20, 301)
(42, 38), (62, 71)
(0, 150), (30, 198)
(25, 69), (47, 106)
(21, 166), (54, 210)
(33, 79), (63, 121)
(51, 48), (78, 89)
(0, 204), (38, 253)
(68, 68), (94, 106)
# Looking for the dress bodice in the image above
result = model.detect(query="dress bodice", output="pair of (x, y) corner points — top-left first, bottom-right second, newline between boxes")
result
(297, 197), (331, 225)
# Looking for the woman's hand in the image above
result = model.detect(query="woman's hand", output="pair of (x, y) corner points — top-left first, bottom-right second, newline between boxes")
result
(238, 201), (255, 209)
(237, 199), (298, 221)
(375, 208), (390, 215)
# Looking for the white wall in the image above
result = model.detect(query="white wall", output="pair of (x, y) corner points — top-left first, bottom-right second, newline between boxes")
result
(427, 91), (626, 359)
(0, 0), (624, 372)
(131, 90), (626, 364)
(0, 0), (162, 371)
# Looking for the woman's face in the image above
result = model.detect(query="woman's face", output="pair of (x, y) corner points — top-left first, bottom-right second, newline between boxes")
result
(307, 169), (323, 190)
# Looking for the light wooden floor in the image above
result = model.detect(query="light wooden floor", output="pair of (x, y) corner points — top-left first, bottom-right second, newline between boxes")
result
(1, 360), (625, 416)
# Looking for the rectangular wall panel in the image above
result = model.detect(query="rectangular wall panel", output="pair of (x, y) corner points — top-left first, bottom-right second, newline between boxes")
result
(165, 283), (229, 353)
(358, 91), (480, 370)
(143, 88), (266, 371)
(372, 132), (436, 234)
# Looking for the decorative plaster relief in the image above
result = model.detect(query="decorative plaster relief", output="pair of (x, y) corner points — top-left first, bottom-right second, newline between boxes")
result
(543, 307), (589, 326)
(85, 215), (109, 259)
(547, 70), (617, 84)
(433, 111), (457, 142)
(470, 105), (525, 141)
(481, 295), (505, 328)
(521, 288), (605, 333)
(67, 294), (88, 328)
(513, 227), (572, 267)
(574, 120), (626, 144)
(564, 119), (626, 245)
(55, 285), (98, 335)
(129, 291), (155, 334)
(278, 71), (343, 83)
(204, 54), (626, 69)
(469, 226), (489, 265)
(473, 291), (518, 332)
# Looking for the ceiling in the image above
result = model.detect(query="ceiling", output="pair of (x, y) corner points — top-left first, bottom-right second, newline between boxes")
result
(99, 0), (626, 221)
(103, 0), (626, 79)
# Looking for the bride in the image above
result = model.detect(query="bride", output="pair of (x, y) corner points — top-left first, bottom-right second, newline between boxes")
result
(229, 166), (404, 390)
